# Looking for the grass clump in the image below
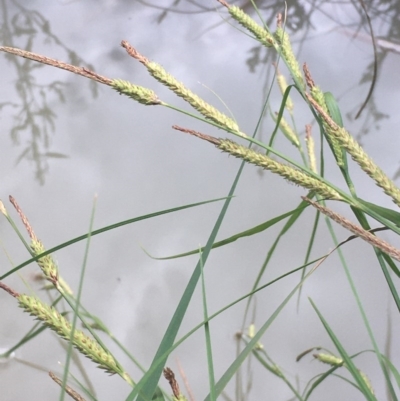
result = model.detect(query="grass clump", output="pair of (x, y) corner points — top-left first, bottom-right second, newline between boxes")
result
(1, 1), (399, 401)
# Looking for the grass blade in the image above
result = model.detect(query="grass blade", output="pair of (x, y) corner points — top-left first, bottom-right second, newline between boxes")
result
(0, 197), (227, 280)
(309, 298), (378, 401)
(127, 166), (246, 401)
(145, 207), (300, 260)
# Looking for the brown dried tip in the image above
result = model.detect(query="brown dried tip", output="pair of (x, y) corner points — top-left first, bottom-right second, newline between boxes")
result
(217, 0), (229, 7)
(120, 40), (149, 65)
(9, 196), (37, 241)
(0, 282), (20, 298)
(163, 367), (181, 399)
(176, 359), (195, 401)
(172, 125), (221, 146)
(305, 124), (312, 139)
(305, 93), (338, 129)
(277, 13), (282, 28)
(296, 347), (321, 362)
(0, 46), (112, 85)
(49, 372), (87, 401)
(303, 63), (315, 89)
(302, 196), (400, 262)
(81, 68), (112, 85)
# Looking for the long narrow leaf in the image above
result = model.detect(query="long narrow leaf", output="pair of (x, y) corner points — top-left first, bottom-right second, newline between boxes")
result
(309, 298), (378, 401)
(0, 197), (227, 280)
(145, 207), (300, 260)
(127, 167), (245, 401)
(203, 266), (318, 401)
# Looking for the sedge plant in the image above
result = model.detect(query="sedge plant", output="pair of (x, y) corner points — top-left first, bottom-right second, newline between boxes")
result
(1, 1), (400, 401)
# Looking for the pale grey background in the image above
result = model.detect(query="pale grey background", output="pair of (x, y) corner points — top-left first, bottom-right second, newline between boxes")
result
(1, 1), (400, 400)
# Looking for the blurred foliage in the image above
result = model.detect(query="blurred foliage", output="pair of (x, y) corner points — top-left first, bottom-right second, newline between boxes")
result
(0, 0), (97, 184)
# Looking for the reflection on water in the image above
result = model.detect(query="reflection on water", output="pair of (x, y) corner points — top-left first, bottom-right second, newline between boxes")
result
(2, 0), (400, 182)
(0, 0), (97, 184)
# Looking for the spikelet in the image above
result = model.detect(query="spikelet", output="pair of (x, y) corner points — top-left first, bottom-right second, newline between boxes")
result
(271, 112), (300, 148)
(218, 0), (275, 48)
(303, 64), (344, 166)
(218, 139), (342, 200)
(173, 126), (342, 200)
(49, 372), (87, 401)
(8, 196), (74, 293)
(274, 21), (305, 90)
(121, 41), (241, 135)
(247, 323), (264, 350)
(303, 196), (400, 261)
(359, 370), (375, 395)
(0, 200), (7, 216)
(305, 125), (317, 173)
(148, 62), (240, 132)
(314, 353), (344, 367)
(276, 70), (294, 112)
(112, 79), (160, 105)
(306, 94), (400, 207)
(30, 239), (60, 287)
(164, 367), (187, 401)
(18, 294), (125, 376)
(314, 352), (375, 395)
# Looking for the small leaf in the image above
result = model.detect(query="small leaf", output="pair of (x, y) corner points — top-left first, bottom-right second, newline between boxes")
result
(357, 198), (400, 227)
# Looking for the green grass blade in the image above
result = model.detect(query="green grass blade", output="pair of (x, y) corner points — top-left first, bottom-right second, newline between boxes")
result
(203, 266), (317, 401)
(249, 346), (304, 401)
(1, 323), (46, 358)
(378, 353), (400, 389)
(324, 92), (343, 128)
(302, 350), (372, 400)
(267, 85), (296, 154)
(242, 195), (312, 328)
(127, 169), (245, 401)
(350, 197), (400, 236)
(355, 198), (400, 227)
(120, 256), (321, 401)
(145, 207), (300, 260)
(60, 197), (98, 401)
(0, 197), (227, 280)
(200, 251), (216, 401)
(297, 206), (321, 307)
(350, 204), (400, 303)
(303, 367), (339, 400)
(124, 259), (318, 401)
(309, 298), (378, 401)
(323, 215), (398, 401)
